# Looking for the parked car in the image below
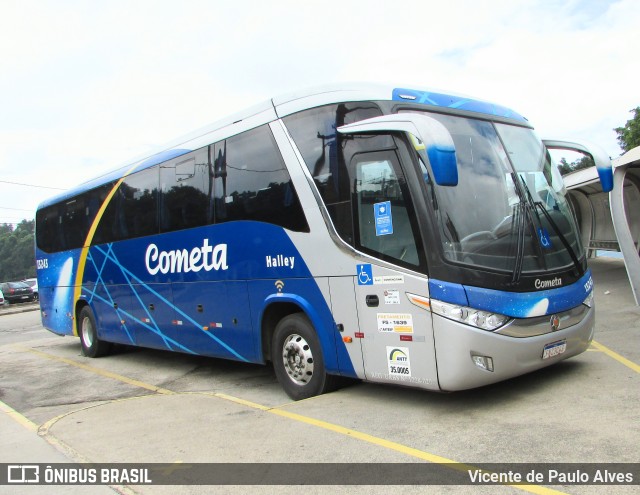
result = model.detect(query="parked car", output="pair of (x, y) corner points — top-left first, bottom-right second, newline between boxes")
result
(0, 287), (4, 306)
(0, 281), (36, 304)
(22, 278), (39, 300)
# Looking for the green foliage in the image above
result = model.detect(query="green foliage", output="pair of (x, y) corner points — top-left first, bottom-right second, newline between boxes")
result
(614, 107), (640, 153)
(0, 219), (36, 281)
(557, 155), (595, 176)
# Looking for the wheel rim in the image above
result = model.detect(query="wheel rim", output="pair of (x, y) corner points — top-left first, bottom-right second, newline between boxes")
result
(282, 333), (314, 385)
(81, 316), (94, 348)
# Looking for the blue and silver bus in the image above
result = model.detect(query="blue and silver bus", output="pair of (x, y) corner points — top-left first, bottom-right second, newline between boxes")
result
(35, 84), (612, 399)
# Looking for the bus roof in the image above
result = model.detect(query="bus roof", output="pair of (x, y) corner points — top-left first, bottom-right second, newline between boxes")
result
(38, 83), (528, 210)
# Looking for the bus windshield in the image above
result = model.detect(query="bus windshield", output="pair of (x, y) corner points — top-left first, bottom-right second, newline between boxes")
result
(420, 113), (584, 275)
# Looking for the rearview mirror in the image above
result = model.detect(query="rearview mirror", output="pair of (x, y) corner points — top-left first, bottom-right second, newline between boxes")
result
(337, 113), (458, 186)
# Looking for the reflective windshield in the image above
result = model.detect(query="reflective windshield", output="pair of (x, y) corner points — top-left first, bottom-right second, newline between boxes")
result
(414, 113), (584, 274)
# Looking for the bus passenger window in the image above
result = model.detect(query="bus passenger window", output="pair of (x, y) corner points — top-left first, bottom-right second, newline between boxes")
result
(94, 167), (159, 243)
(159, 147), (211, 233)
(213, 125), (308, 232)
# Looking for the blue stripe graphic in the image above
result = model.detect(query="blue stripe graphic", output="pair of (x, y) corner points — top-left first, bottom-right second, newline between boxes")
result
(87, 244), (248, 362)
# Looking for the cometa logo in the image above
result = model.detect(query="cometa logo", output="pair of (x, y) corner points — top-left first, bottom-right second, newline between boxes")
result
(534, 277), (562, 290)
(145, 239), (228, 275)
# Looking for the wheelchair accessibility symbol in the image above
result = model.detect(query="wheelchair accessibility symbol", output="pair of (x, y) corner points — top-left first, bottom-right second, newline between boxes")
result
(538, 228), (553, 250)
(357, 264), (373, 285)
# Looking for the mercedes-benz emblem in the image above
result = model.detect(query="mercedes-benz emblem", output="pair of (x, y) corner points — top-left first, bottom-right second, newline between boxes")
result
(550, 314), (560, 332)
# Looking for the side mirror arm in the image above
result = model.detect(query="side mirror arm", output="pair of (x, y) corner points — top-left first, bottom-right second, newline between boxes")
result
(543, 139), (613, 192)
(338, 114), (458, 186)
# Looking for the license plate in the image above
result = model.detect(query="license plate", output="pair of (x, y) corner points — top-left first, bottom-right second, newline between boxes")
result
(21, 295), (29, 300)
(542, 340), (566, 359)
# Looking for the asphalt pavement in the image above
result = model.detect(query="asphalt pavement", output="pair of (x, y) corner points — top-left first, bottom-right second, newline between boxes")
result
(0, 258), (640, 494)
(0, 301), (118, 493)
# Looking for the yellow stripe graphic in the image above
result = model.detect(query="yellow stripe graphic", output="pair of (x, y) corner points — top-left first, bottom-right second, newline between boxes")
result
(71, 163), (140, 335)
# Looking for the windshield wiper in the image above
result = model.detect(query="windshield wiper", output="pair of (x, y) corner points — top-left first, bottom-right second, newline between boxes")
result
(510, 201), (525, 284)
(518, 175), (582, 275)
(508, 171), (543, 284)
(533, 200), (582, 275)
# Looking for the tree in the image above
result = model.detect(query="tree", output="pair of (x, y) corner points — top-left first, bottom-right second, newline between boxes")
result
(0, 219), (36, 281)
(0, 224), (13, 236)
(614, 106), (640, 152)
(558, 157), (572, 175)
(557, 155), (595, 176)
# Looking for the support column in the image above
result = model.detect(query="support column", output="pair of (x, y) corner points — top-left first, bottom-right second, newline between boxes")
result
(610, 165), (640, 305)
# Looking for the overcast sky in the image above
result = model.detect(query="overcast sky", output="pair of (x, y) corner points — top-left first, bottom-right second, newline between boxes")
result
(1, 0), (638, 226)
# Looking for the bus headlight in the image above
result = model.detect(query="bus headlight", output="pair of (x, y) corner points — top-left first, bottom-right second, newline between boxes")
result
(431, 299), (510, 331)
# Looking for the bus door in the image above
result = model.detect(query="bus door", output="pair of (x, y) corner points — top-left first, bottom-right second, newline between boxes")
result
(351, 149), (439, 390)
(328, 276), (366, 379)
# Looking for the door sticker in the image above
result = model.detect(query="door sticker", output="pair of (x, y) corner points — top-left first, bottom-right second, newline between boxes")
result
(377, 313), (414, 333)
(374, 275), (405, 285)
(357, 264), (373, 285)
(375, 201), (393, 236)
(384, 289), (400, 305)
(387, 346), (411, 377)
(356, 264), (404, 286)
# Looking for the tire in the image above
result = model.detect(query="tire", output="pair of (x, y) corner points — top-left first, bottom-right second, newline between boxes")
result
(271, 313), (336, 400)
(79, 306), (111, 358)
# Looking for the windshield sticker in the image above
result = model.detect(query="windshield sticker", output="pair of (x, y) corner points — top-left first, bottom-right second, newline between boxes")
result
(538, 227), (553, 249)
(378, 313), (414, 333)
(375, 201), (393, 236)
(387, 346), (411, 377)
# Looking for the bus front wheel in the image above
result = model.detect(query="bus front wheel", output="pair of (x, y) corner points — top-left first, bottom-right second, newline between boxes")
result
(271, 314), (335, 400)
(79, 306), (111, 358)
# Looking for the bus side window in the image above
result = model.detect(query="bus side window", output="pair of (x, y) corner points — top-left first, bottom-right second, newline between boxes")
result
(35, 205), (63, 253)
(63, 197), (88, 250)
(37, 184), (111, 253)
(94, 167), (159, 243)
(159, 147), (211, 233)
(213, 125), (308, 232)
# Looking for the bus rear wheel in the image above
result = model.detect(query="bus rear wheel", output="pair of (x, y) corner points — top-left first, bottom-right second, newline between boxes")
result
(79, 306), (111, 358)
(271, 313), (336, 400)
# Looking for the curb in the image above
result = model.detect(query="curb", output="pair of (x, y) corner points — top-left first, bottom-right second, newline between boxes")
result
(0, 303), (40, 316)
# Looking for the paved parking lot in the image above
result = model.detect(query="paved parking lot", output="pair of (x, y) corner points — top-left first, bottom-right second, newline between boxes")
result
(0, 257), (638, 494)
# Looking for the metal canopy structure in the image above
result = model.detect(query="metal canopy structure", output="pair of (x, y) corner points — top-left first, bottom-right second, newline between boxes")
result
(563, 146), (640, 305)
